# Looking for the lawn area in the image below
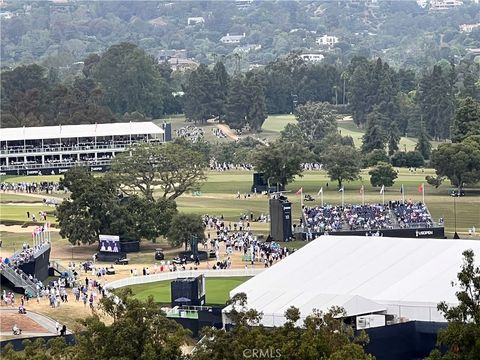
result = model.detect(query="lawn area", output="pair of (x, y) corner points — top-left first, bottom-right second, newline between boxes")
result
(0, 193), (43, 203)
(175, 169), (479, 238)
(1, 169), (479, 239)
(126, 277), (251, 305)
(262, 114), (432, 151)
(0, 203), (57, 225)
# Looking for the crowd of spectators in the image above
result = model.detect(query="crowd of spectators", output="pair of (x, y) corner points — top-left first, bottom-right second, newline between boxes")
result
(391, 201), (433, 228)
(0, 181), (61, 193)
(209, 160), (253, 171)
(4, 136), (155, 154)
(303, 163), (323, 171)
(212, 128), (227, 139)
(303, 201), (433, 234)
(202, 214), (292, 269)
(175, 125), (204, 142)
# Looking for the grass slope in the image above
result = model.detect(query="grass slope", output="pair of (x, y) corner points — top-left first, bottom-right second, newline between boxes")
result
(127, 277), (251, 305)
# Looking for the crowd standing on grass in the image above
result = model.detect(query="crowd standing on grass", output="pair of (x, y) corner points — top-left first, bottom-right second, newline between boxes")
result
(209, 160), (253, 171)
(212, 128), (227, 139)
(175, 125), (204, 142)
(0, 182), (62, 194)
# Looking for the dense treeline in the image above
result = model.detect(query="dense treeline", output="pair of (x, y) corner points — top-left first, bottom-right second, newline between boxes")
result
(1, 43), (181, 128)
(2, 42), (479, 148)
(1, 1), (479, 72)
(181, 52), (479, 141)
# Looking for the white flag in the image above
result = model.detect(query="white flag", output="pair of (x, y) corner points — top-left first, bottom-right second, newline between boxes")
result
(338, 186), (344, 192)
(318, 187), (323, 195)
(380, 185), (385, 194)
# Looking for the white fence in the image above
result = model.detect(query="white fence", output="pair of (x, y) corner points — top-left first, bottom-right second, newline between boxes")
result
(105, 268), (264, 290)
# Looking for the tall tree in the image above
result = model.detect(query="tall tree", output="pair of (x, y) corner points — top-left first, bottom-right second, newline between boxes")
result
(225, 76), (248, 130)
(295, 101), (337, 141)
(415, 124), (432, 160)
(252, 140), (308, 188)
(193, 294), (374, 360)
(57, 167), (122, 245)
(244, 72), (267, 132)
(322, 145), (362, 188)
(166, 213), (205, 250)
(361, 109), (387, 154)
(184, 64), (219, 123)
(369, 162), (398, 187)
(212, 61), (230, 119)
(451, 97), (480, 143)
(426, 250), (480, 359)
(92, 42), (169, 118)
(431, 138), (480, 189)
(387, 122), (400, 156)
(110, 142), (207, 201)
(76, 289), (188, 360)
(1, 64), (50, 127)
(416, 64), (455, 140)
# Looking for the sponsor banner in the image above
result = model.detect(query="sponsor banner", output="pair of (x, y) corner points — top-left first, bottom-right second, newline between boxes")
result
(0, 165), (110, 176)
(308, 227), (445, 239)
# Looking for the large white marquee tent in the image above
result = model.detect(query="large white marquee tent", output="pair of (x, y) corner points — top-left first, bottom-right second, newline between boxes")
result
(225, 235), (480, 327)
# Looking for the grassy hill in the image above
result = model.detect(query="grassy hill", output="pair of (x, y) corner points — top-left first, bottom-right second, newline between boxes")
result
(157, 114), (440, 151)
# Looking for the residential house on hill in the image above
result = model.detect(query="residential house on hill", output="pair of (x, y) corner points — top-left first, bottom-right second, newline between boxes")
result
(220, 33), (246, 44)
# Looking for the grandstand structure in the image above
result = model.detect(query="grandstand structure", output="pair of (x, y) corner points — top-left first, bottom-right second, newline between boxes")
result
(0, 122), (170, 175)
(300, 201), (445, 239)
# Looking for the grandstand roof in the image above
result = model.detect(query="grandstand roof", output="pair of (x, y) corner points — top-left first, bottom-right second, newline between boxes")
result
(1, 122), (164, 142)
(226, 235), (480, 326)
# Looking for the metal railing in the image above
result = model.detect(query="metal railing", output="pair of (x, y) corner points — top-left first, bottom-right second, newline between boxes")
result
(0, 264), (38, 297)
(105, 268), (264, 290)
(49, 260), (73, 278)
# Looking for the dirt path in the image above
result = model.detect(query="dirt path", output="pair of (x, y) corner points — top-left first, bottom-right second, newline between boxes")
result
(217, 124), (240, 141)
(0, 224), (60, 233)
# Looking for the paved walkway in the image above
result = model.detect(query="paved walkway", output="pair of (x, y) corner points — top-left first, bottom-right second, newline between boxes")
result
(0, 308), (70, 336)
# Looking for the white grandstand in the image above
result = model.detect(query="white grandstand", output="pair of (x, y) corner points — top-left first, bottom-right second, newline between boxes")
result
(0, 122), (167, 175)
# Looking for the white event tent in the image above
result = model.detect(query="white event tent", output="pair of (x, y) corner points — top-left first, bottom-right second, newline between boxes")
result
(224, 235), (480, 327)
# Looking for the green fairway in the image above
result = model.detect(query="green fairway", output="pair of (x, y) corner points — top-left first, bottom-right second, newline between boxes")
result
(126, 277), (251, 305)
(1, 168), (479, 238)
(262, 114), (431, 151)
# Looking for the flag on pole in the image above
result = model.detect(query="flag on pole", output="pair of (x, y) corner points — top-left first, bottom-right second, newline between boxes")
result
(318, 187), (323, 196)
(418, 183), (424, 193)
(295, 187), (303, 195)
(359, 185), (364, 194)
(400, 184), (404, 194)
(379, 185), (385, 194)
(338, 186), (344, 192)
(419, 182), (425, 204)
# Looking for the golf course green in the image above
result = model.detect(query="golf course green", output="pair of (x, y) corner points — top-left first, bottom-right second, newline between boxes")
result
(125, 277), (251, 305)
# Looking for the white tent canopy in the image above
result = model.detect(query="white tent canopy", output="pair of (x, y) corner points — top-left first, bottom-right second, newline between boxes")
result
(225, 235), (480, 327)
(1, 122), (164, 142)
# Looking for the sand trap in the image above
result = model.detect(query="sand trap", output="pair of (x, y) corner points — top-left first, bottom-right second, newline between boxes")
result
(0, 224), (59, 233)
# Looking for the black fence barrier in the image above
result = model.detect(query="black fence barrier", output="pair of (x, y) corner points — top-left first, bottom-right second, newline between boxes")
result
(361, 321), (447, 360)
(305, 227), (445, 239)
(0, 334), (76, 352)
